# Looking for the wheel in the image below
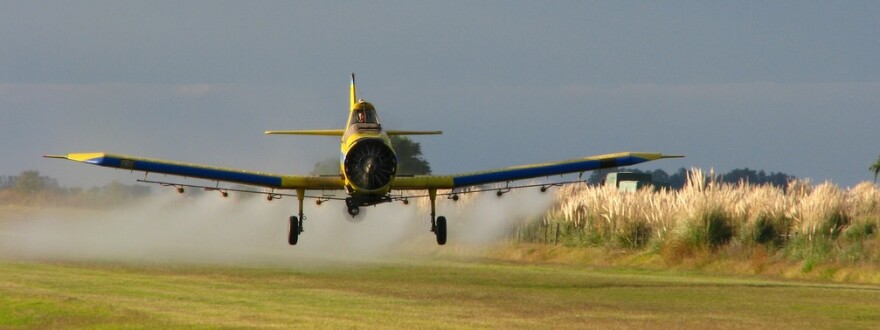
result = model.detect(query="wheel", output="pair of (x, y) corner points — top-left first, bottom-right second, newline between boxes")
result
(347, 206), (360, 217)
(435, 216), (447, 245)
(288, 216), (299, 245)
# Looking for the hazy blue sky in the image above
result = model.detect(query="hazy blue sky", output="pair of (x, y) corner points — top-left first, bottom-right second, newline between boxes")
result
(2, 1), (878, 188)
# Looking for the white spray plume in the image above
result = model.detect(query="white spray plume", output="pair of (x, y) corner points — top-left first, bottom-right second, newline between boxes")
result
(0, 184), (556, 267)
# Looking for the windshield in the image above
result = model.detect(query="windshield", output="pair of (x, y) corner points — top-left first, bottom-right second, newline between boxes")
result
(349, 108), (379, 126)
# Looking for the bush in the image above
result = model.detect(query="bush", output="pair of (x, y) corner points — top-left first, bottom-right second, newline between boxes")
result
(615, 220), (652, 249)
(752, 215), (777, 244)
(680, 207), (733, 250)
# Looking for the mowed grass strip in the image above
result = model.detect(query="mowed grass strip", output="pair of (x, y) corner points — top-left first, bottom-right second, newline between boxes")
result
(1, 259), (879, 329)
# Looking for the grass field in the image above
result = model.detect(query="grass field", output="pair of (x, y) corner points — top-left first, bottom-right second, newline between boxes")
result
(1, 187), (879, 329)
(2, 258), (879, 329)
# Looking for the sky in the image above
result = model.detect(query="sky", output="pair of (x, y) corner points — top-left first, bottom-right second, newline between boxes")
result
(2, 1), (879, 188)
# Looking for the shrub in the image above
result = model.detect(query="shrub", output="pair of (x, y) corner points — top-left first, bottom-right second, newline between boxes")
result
(752, 215), (777, 244)
(615, 220), (652, 249)
(681, 207), (733, 250)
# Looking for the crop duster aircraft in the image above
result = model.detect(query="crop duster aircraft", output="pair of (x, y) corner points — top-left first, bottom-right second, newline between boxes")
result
(46, 74), (682, 246)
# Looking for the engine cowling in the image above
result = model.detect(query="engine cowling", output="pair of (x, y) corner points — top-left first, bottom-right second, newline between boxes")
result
(343, 138), (397, 191)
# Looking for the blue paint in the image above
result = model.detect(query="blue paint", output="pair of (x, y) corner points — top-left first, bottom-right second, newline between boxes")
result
(86, 155), (283, 187)
(451, 156), (649, 187)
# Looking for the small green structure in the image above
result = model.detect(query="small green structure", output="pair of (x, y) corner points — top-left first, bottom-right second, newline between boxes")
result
(604, 172), (653, 192)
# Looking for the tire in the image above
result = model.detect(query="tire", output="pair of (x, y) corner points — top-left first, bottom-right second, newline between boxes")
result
(288, 216), (299, 245)
(435, 216), (447, 245)
(348, 206), (360, 217)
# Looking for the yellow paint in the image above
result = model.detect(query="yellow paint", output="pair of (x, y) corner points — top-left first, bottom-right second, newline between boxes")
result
(350, 73), (357, 109)
(391, 176), (455, 190)
(280, 176), (344, 190)
(339, 104), (396, 194)
(66, 153), (106, 162)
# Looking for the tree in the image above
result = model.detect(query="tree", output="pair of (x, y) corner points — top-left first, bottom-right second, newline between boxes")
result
(390, 136), (431, 175)
(0, 175), (13, 189)
(667, 168), (689, 189)
(871, 154), (880, 183)
(717, 168), (794, 189)
(12, 170), (59, 194)
(722, 168), (759, 184)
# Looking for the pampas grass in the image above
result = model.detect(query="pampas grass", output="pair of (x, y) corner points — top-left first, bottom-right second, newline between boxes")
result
(542, 168), (880, 264)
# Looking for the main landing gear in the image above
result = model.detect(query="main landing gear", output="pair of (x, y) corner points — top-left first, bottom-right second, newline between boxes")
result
(288, 189), (305, 245)
(286, 189), (448, 246)
(429, 189), (447, 245)
(288, 215), (301, 245)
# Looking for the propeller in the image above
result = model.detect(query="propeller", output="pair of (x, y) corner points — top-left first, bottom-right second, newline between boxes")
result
(344, 139), (397, 190)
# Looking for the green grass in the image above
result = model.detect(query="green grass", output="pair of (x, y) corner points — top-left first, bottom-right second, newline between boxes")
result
(2, 258), (879, 329)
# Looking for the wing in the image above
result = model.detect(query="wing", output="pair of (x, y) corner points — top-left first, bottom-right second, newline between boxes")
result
(264, 130), (345, 136)
(265, 129), (442, 136)
(44, 153), (344, 190)
(391, 152), (683, 190)
(386, 130), (443, 135)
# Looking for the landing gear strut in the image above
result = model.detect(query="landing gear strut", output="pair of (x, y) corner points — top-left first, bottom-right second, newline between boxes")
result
(429, 189), (447, 245)
(288, 189), (305, 246)
(345, 198), (360, 216)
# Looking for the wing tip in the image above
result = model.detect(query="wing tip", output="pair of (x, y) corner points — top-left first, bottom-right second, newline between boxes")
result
(45, 152), (107, 162)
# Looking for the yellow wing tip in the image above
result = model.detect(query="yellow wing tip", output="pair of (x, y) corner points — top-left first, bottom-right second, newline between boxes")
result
(45, 153), (107, 162)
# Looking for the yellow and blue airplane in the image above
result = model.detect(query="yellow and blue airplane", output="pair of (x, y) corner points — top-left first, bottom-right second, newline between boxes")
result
(46, 74), (682, 246)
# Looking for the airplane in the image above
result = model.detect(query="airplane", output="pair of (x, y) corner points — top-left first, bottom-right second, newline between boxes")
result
(45, 74), (682, 246)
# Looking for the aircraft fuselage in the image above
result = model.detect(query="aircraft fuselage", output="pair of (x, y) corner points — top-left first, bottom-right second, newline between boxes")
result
(340, 99), (398, 205)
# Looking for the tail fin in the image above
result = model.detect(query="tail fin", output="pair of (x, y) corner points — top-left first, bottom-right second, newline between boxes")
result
(350, 73), (357, 110)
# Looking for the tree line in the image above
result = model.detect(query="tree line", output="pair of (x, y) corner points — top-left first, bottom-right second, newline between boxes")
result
(587, 167), (797, 190)
(0, 170), (150, 207)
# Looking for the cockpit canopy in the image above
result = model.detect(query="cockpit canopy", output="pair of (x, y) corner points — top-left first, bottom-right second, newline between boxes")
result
(348, 101), (381, 129)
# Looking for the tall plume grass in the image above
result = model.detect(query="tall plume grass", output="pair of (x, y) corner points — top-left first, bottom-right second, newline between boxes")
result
(544, 169), (880, 265)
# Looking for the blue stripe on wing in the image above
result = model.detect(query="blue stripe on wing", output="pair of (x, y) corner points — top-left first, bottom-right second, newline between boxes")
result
(85, 154), (284, 187)
(451, 154), (652, 188)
